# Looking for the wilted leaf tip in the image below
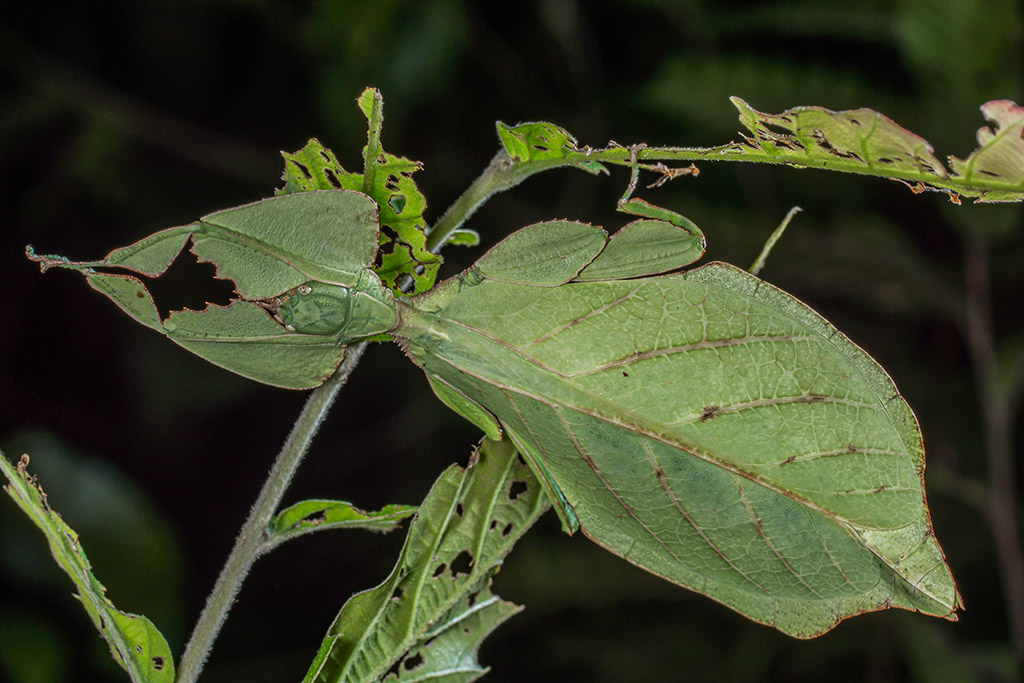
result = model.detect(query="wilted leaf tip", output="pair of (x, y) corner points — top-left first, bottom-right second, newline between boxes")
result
(947, 99), (1024, 199)
(731, 96), (1024, 202)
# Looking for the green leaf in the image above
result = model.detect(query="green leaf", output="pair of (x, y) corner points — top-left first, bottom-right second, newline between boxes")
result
(395, 226), (961, 637)
(496, 121), (607, 174)
(265, 499), (417, 549)
(355, 88), (441, 295)
(444, 228), (480, 247)
(948, 100), (1024, 202)
(0, 450), (174, 683)
(279, 138), (361, 194)
(303, 439), (549, 683)
(731, 97), (947, 181)
(725, 97), (1024, 202)
(380, 578), (519, 683)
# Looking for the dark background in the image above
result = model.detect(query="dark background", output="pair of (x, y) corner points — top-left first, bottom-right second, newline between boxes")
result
(2, 1), (1022, 681)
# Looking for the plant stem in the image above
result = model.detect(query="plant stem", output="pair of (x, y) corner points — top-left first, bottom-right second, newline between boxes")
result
(176, 342), (368, 683)
(964, 236), (1024, 657)
(749, 206), (801, 275)
(426, 150), (569, 251)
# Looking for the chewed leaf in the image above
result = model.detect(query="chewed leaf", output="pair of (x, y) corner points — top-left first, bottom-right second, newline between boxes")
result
(496, 121), (607, 174)
(279, 138), (361, 194)
(948, 100), (1024, 202)
(303, 439), (549, 683)
(266, 499), (416, 548)
(726, 98), (1024, 202)
(382, 578), (519, 682)
(279, 98), (442, 297)
(365, 151), (440, 295)
(732, 98), (947, 180)
(0, 451), (174, 683)
(354, 88), (441, 296)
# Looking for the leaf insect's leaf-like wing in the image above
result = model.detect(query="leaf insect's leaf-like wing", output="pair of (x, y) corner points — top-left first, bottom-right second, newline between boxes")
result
(1, 451), (175, 683)
(193, 190), (380, 297)
(394, 223), (961, 637)
(474, 220), (608, 286)
(28, 190), (397, 389)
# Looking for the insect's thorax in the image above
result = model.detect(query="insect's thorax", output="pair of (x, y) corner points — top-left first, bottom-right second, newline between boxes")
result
(275, 272), (399, 340)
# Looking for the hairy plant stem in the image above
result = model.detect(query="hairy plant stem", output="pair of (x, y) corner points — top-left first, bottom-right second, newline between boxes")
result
(427, 150), (558, 251)
(177, 342), (368, 683)
(964, 236), (1024, 657)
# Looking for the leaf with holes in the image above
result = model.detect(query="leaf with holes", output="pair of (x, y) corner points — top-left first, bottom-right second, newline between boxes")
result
(722, 98), (1024, 202)
(265, 499), (417, 549)
(496, 121), (607, 175)
(379, 578), (519, 683)
(948, 100), (1024, 202)
(356, 88), (441, 294)
(392, 213), (961, 637)
(1, 450), (175, 683)
(279, 138), (361, 194)
(303, 438), (549, 683)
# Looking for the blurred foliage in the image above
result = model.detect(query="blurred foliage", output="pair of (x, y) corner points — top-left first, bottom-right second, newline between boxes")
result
(1, 1), (1022, 681)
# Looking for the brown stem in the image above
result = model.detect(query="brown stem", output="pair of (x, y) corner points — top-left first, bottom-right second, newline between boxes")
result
(964, 235), (1024, 657)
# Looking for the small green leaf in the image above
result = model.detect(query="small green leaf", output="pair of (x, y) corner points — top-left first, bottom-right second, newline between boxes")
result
(0, 450), (174, 683)
(445, 228), (480, 247)
(356, 87), (379, 122)
(303, 439), (549, 683)
(496, 121), (607, 174)
(279, 138), (361, 194)
(266, 499), (417, 549)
